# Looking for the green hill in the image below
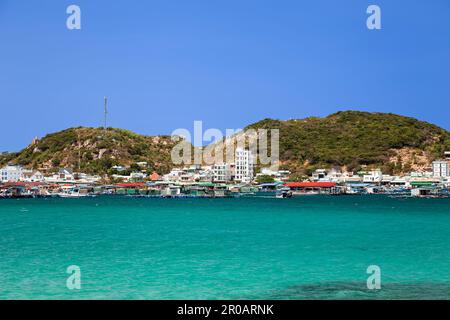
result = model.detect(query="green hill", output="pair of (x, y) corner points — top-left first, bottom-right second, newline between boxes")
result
(0, 127), (181, 175)
(246, 111), (449, 176)
(1, 111), (448, 177)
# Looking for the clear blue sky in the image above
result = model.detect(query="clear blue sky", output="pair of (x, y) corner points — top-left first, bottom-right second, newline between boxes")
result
(0, 0), (449, 151)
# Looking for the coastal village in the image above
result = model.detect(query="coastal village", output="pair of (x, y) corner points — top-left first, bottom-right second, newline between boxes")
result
(1, 148), (449, 199)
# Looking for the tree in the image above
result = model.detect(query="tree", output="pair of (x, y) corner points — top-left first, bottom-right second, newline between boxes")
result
(256, 175), (275, 184)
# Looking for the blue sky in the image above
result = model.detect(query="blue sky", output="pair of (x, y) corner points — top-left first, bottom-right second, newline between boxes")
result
(0, 0), (449, 151)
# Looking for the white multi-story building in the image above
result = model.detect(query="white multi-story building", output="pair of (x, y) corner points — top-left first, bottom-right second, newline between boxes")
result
(163, 168), (185, 182)
(432, 160), (449, 178)
(197, 167), (214, 182)
(212, 164), (232, 182)
(338, 172), (362, 184)
(234, 148), (254, 183)
(363, 169), (383, 183)
(0, 165), (23, 182)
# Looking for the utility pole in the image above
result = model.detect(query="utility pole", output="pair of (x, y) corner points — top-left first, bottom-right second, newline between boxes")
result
(104, 96), (108, 134)
(78, 132), (81, 171)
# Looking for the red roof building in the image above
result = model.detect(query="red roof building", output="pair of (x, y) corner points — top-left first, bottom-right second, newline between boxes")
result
(150, 172), (161, 181)
(0, 181), (46, 188)
(284, 182), (336, 188)
(115, 182), (146, 188)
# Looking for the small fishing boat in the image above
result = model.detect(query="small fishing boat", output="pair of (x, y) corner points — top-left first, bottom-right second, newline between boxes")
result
(276, 187), (293, 198)
(57, 187), (88, 198)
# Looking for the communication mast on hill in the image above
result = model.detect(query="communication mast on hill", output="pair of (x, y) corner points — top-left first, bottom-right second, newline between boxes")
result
(104, 96), (108, 133)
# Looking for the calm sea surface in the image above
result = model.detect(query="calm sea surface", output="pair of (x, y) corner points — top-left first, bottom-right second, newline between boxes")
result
(0, 195), (449, 299)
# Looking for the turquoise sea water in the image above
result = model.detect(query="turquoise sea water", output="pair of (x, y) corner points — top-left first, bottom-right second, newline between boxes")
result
(0, 195), (449, 300)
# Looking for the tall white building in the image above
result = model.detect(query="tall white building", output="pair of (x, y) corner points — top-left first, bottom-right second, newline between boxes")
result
(0, 165), (23, 182)
(234, 148), (254, 183)
(432, 160), (449, 178)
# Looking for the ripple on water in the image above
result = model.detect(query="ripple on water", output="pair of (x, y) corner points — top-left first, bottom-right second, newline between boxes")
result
(263, 282), (450, 300)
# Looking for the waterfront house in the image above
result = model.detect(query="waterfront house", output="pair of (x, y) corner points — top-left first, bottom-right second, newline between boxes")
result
(213, 184), (228, 197)
(197, 168), (214, 182)
(0, 184), (27, 197)
(187, 164), (202, 172)
(113, 172), (147, 182)
(0, 165), (23, 182)
(312, 169), (328, 181)
(161, 166), (214, 183)
(411, 187), (442, 198)
(21, 170), (45, 182)
(324, 169), (343, 183)
(130, 172), (147, 181)
(59, 168), (74, 180)
(163, 168), (184, 181)
(411, 187), (431, 197)
(256, 168), (291, 182)
(363, 169), (383, 184)
(212, 163), (233, 183)
(409, 179), (441, 190)
(284, 182), (337, 195)
(45, 168), (76, 183)
(150, 172), (161, 181)
(410, 171), (433, 178)
(179, 173), (196, 182)
(389, 176), (408, 187)
(338, 172), (362, 184)
(162, 185), (182, 197)
(345, 183), (370, 194)
(258, 182), (283, 192)
(381, 174), (395, 185)
(114, 182), (146, 195)
(0, 181), (48, 197)
(74, 173), (101, 184)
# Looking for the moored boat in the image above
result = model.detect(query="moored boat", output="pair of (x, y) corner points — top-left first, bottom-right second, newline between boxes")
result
(57, 187), (89, 198)
(276, 187), (293, 198)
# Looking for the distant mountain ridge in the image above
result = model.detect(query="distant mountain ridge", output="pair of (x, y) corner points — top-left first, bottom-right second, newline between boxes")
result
(1, 111), (449, 177)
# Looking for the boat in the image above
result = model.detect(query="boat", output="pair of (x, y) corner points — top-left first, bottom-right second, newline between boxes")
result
(0, 186), (34, 199)
(276, 187), (293, 198)
(57, 187), (88, 198)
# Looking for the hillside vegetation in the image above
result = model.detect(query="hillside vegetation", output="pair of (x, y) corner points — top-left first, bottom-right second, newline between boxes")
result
(0, 127), (180, 175)
(1, 111), (448, 177)
(246, 111), (449, 176)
